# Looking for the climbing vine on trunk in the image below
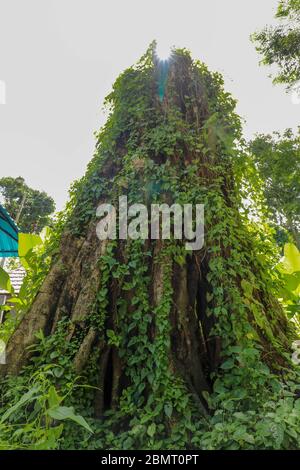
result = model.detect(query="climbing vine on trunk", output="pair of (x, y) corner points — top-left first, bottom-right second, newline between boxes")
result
(1, 44), (300, 450)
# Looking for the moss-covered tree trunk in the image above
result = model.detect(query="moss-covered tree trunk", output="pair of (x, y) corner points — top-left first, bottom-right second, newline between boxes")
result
(0, 46), (294, 444)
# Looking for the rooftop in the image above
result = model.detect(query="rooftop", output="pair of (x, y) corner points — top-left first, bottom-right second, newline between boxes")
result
(0, 267), (26, 295)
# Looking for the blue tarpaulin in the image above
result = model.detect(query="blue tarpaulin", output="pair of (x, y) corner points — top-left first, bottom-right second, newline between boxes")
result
(0, 205), (19, 257)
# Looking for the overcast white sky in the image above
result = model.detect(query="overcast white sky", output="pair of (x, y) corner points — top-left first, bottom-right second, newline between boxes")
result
(0, 0), (299, 210)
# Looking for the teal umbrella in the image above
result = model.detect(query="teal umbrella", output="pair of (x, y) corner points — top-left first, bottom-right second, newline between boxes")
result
(0, 205), (19, 257)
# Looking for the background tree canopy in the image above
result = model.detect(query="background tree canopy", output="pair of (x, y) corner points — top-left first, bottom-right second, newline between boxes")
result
(0, 177), (55, 233)
(249, 128), (300, 249)
(252, 0), (300, 88)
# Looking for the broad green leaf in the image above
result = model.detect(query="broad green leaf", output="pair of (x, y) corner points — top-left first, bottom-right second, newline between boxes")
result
(281, 243), (300, 274)
(48, 386), (63, 408)
(18, 233), (42, 257)
(147, 423), (156, 437)
(47, 406), (93, 433)
(283, 272), (300, 293)
(220, 358), (235, 370)
(0, 387), (39, 423)
(7, 296), (24, 306)
(164, 403), (173, 418)
(0, 266), (12, 294)
(19, 255), (29, 270)
(17, 279), (29, 303)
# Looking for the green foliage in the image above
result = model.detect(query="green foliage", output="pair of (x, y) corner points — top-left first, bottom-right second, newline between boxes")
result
(277, 243), (300, 318)
(18, 233), (43, 257)
(64, 45), (297, 450)
(0, 223), (62, 344)
(0, 317), (95, 449)
(1, 45), (300, 451)
(249, 129), (300, 248)
(0, 176), (55, 233)
(0, 266), (12, 293)
(194, 348), (300, 449)
(200, 396), (300, 450)
(252, 0), (300, 87)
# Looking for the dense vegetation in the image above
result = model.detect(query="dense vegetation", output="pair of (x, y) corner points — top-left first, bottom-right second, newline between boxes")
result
(252, 0), (300, 88)
(248, 129), (300, 249)
(0, 41), (299, 450)
(0, 176), (55, 233)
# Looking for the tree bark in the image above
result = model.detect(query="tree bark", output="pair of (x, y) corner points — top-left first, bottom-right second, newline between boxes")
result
(0, 48), (294, 423)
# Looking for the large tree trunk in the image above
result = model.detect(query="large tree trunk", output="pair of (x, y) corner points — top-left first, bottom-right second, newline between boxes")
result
(0, 46), (294, 429)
